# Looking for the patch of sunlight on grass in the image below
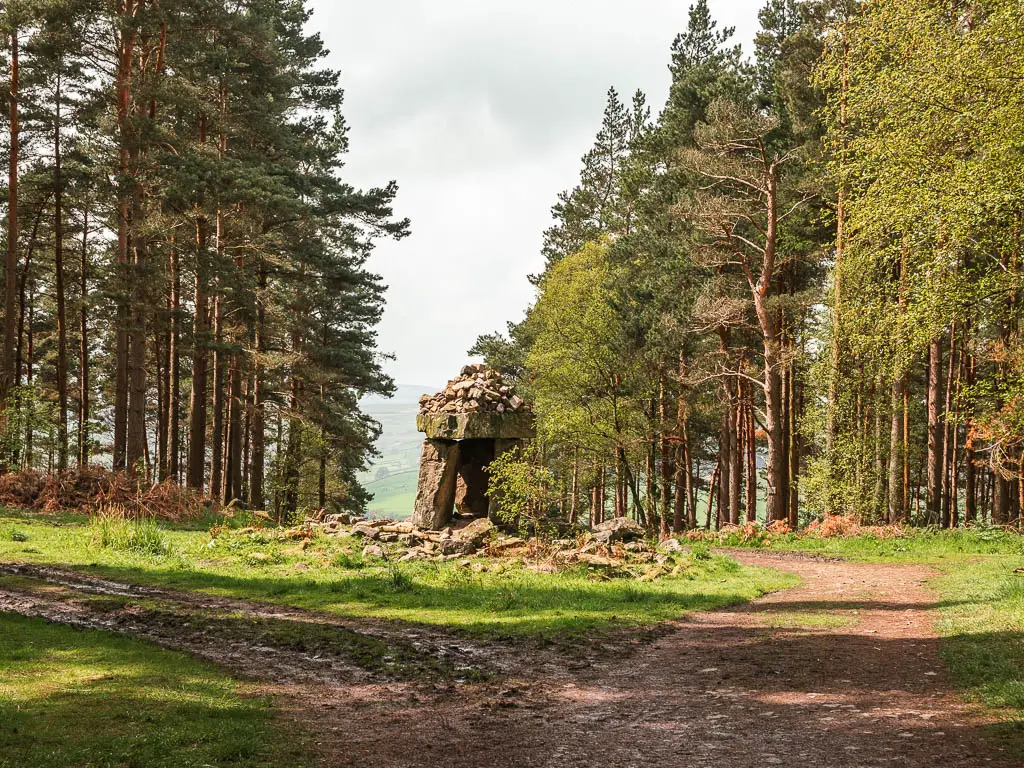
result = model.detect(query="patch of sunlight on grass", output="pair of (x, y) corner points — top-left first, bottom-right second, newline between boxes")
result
(932, 559), (1024, 756)
(0, 612), (312, 768)
(0, 509), (798, 637)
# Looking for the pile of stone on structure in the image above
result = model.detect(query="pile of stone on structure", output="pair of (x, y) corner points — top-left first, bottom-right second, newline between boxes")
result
(418, 364), (526, 416)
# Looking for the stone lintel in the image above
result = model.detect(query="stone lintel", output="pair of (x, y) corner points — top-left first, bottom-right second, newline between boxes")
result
(416, 411), (536, 441)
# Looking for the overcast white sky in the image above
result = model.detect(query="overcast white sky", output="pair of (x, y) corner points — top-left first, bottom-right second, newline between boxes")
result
(308, 1), (762, 390)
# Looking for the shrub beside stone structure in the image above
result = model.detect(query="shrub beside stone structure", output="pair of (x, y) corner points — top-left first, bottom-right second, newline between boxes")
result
(411, 364), (535, 530)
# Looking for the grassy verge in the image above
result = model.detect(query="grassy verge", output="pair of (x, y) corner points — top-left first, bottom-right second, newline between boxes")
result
(766, 526), (1024, 562)
(0, 611), (309, 768)
(933, 557), (1024, 748)
(0, 510), (797, 638)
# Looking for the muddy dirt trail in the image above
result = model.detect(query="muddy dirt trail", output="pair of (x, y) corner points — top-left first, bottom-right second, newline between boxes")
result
(0, 553), (1014, 768)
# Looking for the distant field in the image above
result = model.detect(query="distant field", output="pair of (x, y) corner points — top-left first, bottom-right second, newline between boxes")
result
(360, 388), (430, 490)
(365, 470), (418, 519)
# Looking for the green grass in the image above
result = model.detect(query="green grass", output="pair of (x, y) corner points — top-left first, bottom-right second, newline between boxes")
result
(764, 526), (1024, 561)
(91, 514), (173, 556)
(0, 612), (309, 768)
(0, 509), (796, 638)
(933, 558), (1024, 748)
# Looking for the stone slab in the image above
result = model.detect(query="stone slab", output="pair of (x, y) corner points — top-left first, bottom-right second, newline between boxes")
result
(416, 411), (535, 441)
(410, 439), (460, 530)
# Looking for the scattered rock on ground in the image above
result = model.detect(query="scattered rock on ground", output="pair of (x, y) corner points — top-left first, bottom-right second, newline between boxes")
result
(592, 517), (646, 543)
(294, 514), (671, 570)
(439, 538), (477, 556)
(657, 538), (685, 553)
(453, 518), (495, 546)
(351, 522), (381, 539)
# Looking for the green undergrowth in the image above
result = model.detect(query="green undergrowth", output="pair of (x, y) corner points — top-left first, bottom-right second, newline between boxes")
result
(0, 509), (796, 638)
(0, 611), (309, 768)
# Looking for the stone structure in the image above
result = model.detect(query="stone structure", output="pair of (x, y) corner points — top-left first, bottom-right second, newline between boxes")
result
(411, 365), (534, 530)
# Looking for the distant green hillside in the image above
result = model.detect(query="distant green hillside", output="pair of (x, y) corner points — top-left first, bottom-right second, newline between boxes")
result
(364, 470), (418, 519)
(360, 384), (436, 518)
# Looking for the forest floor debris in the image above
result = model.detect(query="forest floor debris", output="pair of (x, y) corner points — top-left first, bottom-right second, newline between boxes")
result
(0, 468), (203, 520)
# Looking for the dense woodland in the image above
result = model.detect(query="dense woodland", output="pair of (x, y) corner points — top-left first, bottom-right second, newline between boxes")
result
(476, 0), (1024, 531)
(0, 0), (407, 515)
(0, 0), (1020, 530)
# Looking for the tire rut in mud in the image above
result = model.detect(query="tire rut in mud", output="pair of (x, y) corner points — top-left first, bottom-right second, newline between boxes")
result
(0, 562), (490, 685)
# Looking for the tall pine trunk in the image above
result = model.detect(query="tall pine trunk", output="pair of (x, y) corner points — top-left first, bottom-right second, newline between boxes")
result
(745, 394), (757, 523)
(658, 379), (672, 536)
(125, 183), (149, 477)
(750, 168), (786, 522)
(112, 14), (136, 472)
(887, 376), (905, 523)
(78, 206), (89, 466)
(166, 240), (180, 481)
(729, 391), (741, 525)
(927, 338), (943, 523)
(210, 294), (224, 498)
(186, 218), (210, 490)
(224, 350), (243, 504)
(1, 27), (18, 421)
(53, 73), (69, 471)
(249, 263), (266, 507)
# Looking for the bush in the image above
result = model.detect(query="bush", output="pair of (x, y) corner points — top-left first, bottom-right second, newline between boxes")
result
(0, 526), (29, 542)
(806, 514), (905, 539)
(486, 444), (558, 536)
(90, 513), (171, 556)
(0, 467), (202, 521)
(383, 564), (414, 592)
(689, 542), (712, 561)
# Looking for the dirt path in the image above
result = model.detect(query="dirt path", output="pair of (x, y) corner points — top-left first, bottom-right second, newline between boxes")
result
(0, 553), (1014, 767)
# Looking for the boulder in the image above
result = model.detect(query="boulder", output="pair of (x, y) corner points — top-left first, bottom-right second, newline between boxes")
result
(439, 538), (477, 556)
(576, 552), (621, 567)
(351, 523), (381, 540)
(638, 565), (667, 582)
(453, 518), (494, 547)
(657, 537), (685, 553)
(361, 544), (385, 559)
(592, 517), (646, 543)
(416, 411), (535, 441)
